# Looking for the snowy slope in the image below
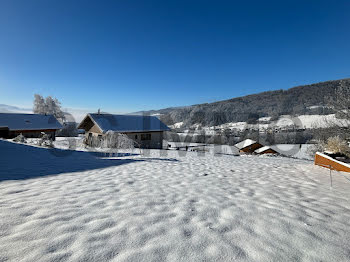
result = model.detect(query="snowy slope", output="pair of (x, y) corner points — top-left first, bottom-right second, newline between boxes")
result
(1, 140), (350, 261)
(188, 114), (349, 132)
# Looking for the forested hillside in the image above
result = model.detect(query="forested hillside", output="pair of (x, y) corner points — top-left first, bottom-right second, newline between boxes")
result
(142, 79), (350, 127)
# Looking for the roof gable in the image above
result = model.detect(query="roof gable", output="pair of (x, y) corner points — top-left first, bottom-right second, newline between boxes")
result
(79, 114), (170, 133)
(234, 139), (261, 149)
(255, 146), (277, 154)
(0, 113), (62, 131)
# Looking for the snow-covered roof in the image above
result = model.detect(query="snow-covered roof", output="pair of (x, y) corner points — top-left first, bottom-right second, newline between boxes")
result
(0, 113), (62, 131)
(82, 113), (170, 133)
(255, 146), (276, 154)
(234, 139), (259, 149)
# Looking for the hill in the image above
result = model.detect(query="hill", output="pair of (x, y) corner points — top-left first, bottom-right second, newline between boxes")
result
(140, 78), (350, 127)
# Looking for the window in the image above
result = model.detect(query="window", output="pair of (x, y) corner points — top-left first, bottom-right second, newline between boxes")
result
(141, 133), (151, 141)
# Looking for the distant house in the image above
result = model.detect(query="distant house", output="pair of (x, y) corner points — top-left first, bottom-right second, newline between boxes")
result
(0, 113), (62, 140)
(234, 139), (263, 153)
(78, 113), (170, 149)
(254, 146), (278, 155)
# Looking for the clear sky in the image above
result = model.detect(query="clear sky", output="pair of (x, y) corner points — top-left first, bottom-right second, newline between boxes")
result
(0, 0), (350, 112)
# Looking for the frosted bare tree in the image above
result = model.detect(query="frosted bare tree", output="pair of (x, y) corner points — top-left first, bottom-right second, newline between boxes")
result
(33, 94), (65, 122)
(329, 80), (350, 120)
(326, 80), (350, 139)
(33, 94), (47, 114)
(45, 96), (65, 121)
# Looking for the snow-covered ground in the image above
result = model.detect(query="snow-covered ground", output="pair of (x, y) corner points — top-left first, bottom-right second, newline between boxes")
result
(1, 140), (350, 261)
(169, 122), (184, 129)
(275, 114), (349, 129)
(272, 144), (314, 160)
(179, 114), (349, 132)
(166, 141), (239, 155)
(166, 141), (313, 159)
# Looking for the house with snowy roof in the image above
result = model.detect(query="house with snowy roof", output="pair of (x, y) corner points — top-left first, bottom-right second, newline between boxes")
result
(234, 139), (263, 153)
(0, 113), (62, 140)
(78, 113), (171, 149)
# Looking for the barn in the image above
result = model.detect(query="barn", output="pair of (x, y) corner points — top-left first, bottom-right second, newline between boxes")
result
(0, 113), (62, 140)
(234, 139), (263, 153)
(78, 113), (170, 149)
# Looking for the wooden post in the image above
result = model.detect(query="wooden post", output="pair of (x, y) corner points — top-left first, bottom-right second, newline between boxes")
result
(329, 165), (333, 188)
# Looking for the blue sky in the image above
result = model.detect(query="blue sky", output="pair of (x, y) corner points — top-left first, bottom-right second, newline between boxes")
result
(0, 0), (350, 112)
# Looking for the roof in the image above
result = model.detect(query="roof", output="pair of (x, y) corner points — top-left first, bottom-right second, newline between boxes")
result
(234, 139), (260, 149)
(79, 113), (171, 133)
(0, 113), (62, 131)
(255, 146), (277, 154)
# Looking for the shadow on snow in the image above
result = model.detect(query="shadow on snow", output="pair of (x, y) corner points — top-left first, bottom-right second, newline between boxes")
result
(0, 140), (172, 181)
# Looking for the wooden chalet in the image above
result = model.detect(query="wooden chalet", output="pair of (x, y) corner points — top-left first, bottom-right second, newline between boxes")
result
(234, 139), (263, 153)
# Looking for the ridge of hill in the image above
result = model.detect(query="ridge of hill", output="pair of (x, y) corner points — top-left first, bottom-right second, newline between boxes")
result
(139, 78), (350, 127)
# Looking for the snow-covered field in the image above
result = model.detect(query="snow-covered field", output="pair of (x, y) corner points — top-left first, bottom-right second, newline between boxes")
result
(166, 142), (239, 155)
(1, 140), (350, 261)
(175, 114), (350, 132)
(272, 144), (314, 160)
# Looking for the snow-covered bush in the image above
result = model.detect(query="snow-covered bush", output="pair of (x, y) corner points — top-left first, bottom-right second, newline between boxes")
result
(102, 131), (134, 149)
(307, 140), (325, 157)
(324, 136), (350, 157)
(39, 134), (54, 148)
(13, 134), (26, 143)
(308, 136), (350, 158)
(85, 131), (134, 151)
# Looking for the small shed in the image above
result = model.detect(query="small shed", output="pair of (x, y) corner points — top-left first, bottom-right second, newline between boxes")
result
(234, 139), (263, 153)
(315, 152), (350, 173)
(0, 113), (62, 140)
(254, 146), (278, 155)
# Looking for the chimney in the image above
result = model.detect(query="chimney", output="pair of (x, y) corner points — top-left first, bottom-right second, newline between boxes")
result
(98, 108), (100, 115)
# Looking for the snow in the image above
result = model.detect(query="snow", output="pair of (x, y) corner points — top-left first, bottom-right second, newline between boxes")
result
(0, 113), (62, 131)
(234, 139), (258, 150)
(272, 144), (314, 160)
(275, 114), (350, 129)
(296, 114), (349, 128)
(1, 140), (350, 261)
(169, 122), (184, 129)
(254, 146), (273, 154)
(166, 142), (239, 155)
(216, 121), (248, 131)
(188, 114), (349, 133)
(258, 116), (271, 122)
